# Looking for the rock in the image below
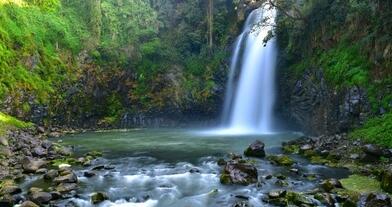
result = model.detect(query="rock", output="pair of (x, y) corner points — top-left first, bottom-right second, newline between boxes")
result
(44, 170), (59, 180)
(363, 144), (384, 157)
(58, 164), (72, 171)
(321, 178), (343, 192)
(244, 140), (265, 158)
(50, 191), (62, 200)
(286, 191), (315, 206)
(300, 144), (313, 152)
(0, 186), (22, 195)
(362, 193), (391, 207)
(21, 201), (39, 207)
(32, 146), (46, 157)
(0, 194), (15, 207)
(55, 183), (78, 193)
(104, 165), (115, 170)
(84, 171), (96, 178)
(268, 190), (287, 199)
(35, 168), (47, 174)
(276, 174), (287, 180)
(381, 166), (392, 193)
(267, 154), (295, 166)
(29, 191), (52, 204)
(220, 159), (258, 185)
(290, 168), (299, 174)
(37, 126), (45, 134)
(91, 165), (105, 171)
(0, 137), (8, 146)
(217, 158), (226, 166)
(314, 193), (335, 207)
(53, 172), (78, 184)
(0, 146), (11, 157)
(41, 140), (52, 149)
(189, 168), (200, 173)
(350, 153), (360, 160)
(91, 192), (108, 204)
(275, 179), (289, 187)
(22, 157), (46, 173)
(232, 201), (250, 207)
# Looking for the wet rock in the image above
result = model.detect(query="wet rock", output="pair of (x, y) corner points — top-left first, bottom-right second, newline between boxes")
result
(55, 183), (78, 194)
(350, 153), (360, 160)
(22, 157), (46, 173)
(91, 192), (108, 204)
(381, 166), (392, 193)
(92, 165), (105, 171)
(44, 170), (59, 180)
(268, 190), (287, 199)
(321, 178), (343, 192)
(290, 168), (299, 174)
(363, 144), (384, 157)
(244, 140), (265, 158)
(0, 194), (15, 207)
(232, 200), (250, 207)
(314, 193), (335, 207)
(362, 193), (391, 207)
(50, 191), (62, 200)
(104, 165), (115, 170)
(276, 174), (287, 180)
(275, 179), (289, 187)
(267, 154), (295, 166)
(0, 137), (8, 146)
(53, 172), (78, 184)
(29, 191), (52, 205)
(84, 171), (96, 178)
(300, 144), (313, 152)
(37, 126), (45, 134)
(286, 191), (315, 206)
(264, 175), (273, 180)
(189, 168), (201, 173)
(220, 159), (258, 185)
(217, 158), (226, 166)
(21, 200), (39, 207)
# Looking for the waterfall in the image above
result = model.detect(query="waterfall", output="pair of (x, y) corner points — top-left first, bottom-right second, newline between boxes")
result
(222, 6), (277, 134)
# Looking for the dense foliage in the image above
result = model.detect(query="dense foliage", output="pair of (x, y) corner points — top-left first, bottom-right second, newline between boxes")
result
(0, 0), (238, 125)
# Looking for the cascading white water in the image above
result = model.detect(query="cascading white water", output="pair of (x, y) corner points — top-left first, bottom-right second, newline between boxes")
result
(222, 6), (277, 134)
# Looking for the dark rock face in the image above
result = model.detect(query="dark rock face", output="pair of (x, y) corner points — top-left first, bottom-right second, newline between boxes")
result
(220, 159), (258, 185)
(278, 69), (371, 135)
(244, 140), (265, 158)
(381, 166), (392, 193)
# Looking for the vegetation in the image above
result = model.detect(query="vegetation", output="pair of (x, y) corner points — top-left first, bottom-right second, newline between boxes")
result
(350, 113), (392, 148)
(0, 112), (33, 135)
(340, 175), (383, 194)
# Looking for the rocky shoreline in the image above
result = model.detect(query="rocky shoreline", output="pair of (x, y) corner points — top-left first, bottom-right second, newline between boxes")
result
(1, 128), (391, 207)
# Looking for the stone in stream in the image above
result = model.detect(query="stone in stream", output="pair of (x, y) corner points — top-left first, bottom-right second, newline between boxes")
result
(28, 191), (52, 205)
(220, 159), (258, 185)
(0, 194), (15, 207)
(91, 192), (109, 204)
(232, 200), (250, 207)
(0, 186), (22, 195)
(21, 200), (40, 207)
(267, 154), (295, 166)
(244, 140), (265, 158)
(321, 178), (343, 192)
(84, 171), (97, 178)
(53, 172), (78, 184)
(44, 169), (59, 180)
(381, 165), (392, 193)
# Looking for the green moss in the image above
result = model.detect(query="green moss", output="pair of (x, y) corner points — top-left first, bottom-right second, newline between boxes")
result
(51, 157), (78, 167)
(283, 144), (300, 154)
(340, 175), (382, 194)
(267, 155), (295, 166)
(350, 113), (392, 148)
(220, 173), (231, 184)
(0, 112), (33, 135)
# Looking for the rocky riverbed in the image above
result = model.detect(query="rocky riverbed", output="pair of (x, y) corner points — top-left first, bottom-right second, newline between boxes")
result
(0, 129), (391, 207)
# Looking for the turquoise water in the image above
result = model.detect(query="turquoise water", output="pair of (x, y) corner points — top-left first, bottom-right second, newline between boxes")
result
(31, 129), (349, 207)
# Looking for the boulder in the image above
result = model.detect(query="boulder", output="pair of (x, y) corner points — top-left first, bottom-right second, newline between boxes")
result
(0, 186), (22, 195)
(21, 201), (39, 207)
(286, 191), (315, 206)
(84, 171), (96, 178)
(244, 140), (265, 158)
(53, 172), (78, 184)
(0, 194), (15, 207)
(268, 190), (287, 199)
(91, 192), (108, 204)
(32, 146), (46, 157)
(381, 166), (392, 193)
(22, 157), (46, 173)
(29, 191), (52, 205)
(220, 159), (258, 185)
(363, 144), (384, 157)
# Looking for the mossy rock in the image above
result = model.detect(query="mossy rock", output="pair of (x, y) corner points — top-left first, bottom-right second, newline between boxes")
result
(220, 173), (231, 185)
(283, 144), (300, 154)
(381, 166), (392, 193)
(286, 191), (315, 206)
(340, 175), (383, 194)
(91, 192), (108, 204)
(268, 155), (295, 166)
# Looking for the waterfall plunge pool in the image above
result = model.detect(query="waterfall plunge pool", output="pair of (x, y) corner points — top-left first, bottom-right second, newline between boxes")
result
(21, 129), (350, 207)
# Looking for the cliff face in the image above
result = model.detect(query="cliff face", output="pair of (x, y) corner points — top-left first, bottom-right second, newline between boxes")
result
(275, 0), (391, 135)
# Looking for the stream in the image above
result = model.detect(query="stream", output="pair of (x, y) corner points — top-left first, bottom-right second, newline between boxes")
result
(20, 129), (350, 207)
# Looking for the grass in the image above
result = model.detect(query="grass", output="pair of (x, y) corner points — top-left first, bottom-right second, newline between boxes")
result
(0, 112), (33, 135)
(350, 113), (392, 148)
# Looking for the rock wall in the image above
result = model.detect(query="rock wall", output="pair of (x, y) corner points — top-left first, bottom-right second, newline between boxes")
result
(277, 68), (372, 136)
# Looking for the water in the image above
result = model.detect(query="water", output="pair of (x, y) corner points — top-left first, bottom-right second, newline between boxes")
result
(222, 6), (278, 134)
(21, 129), (349, 207)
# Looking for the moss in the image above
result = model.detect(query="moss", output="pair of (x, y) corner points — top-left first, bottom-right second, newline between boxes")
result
(220, 173), (231, 184)
(268, 155), (295, 166)
(283, 144), (300, 154)
(0, 112), (33, 136)
(340, 175), (383, 194)
(350, 113), (392, 148)
(51, 157), (78, 167)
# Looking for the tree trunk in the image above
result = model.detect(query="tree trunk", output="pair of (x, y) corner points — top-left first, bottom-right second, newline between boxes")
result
(207, 0), (214, 51)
